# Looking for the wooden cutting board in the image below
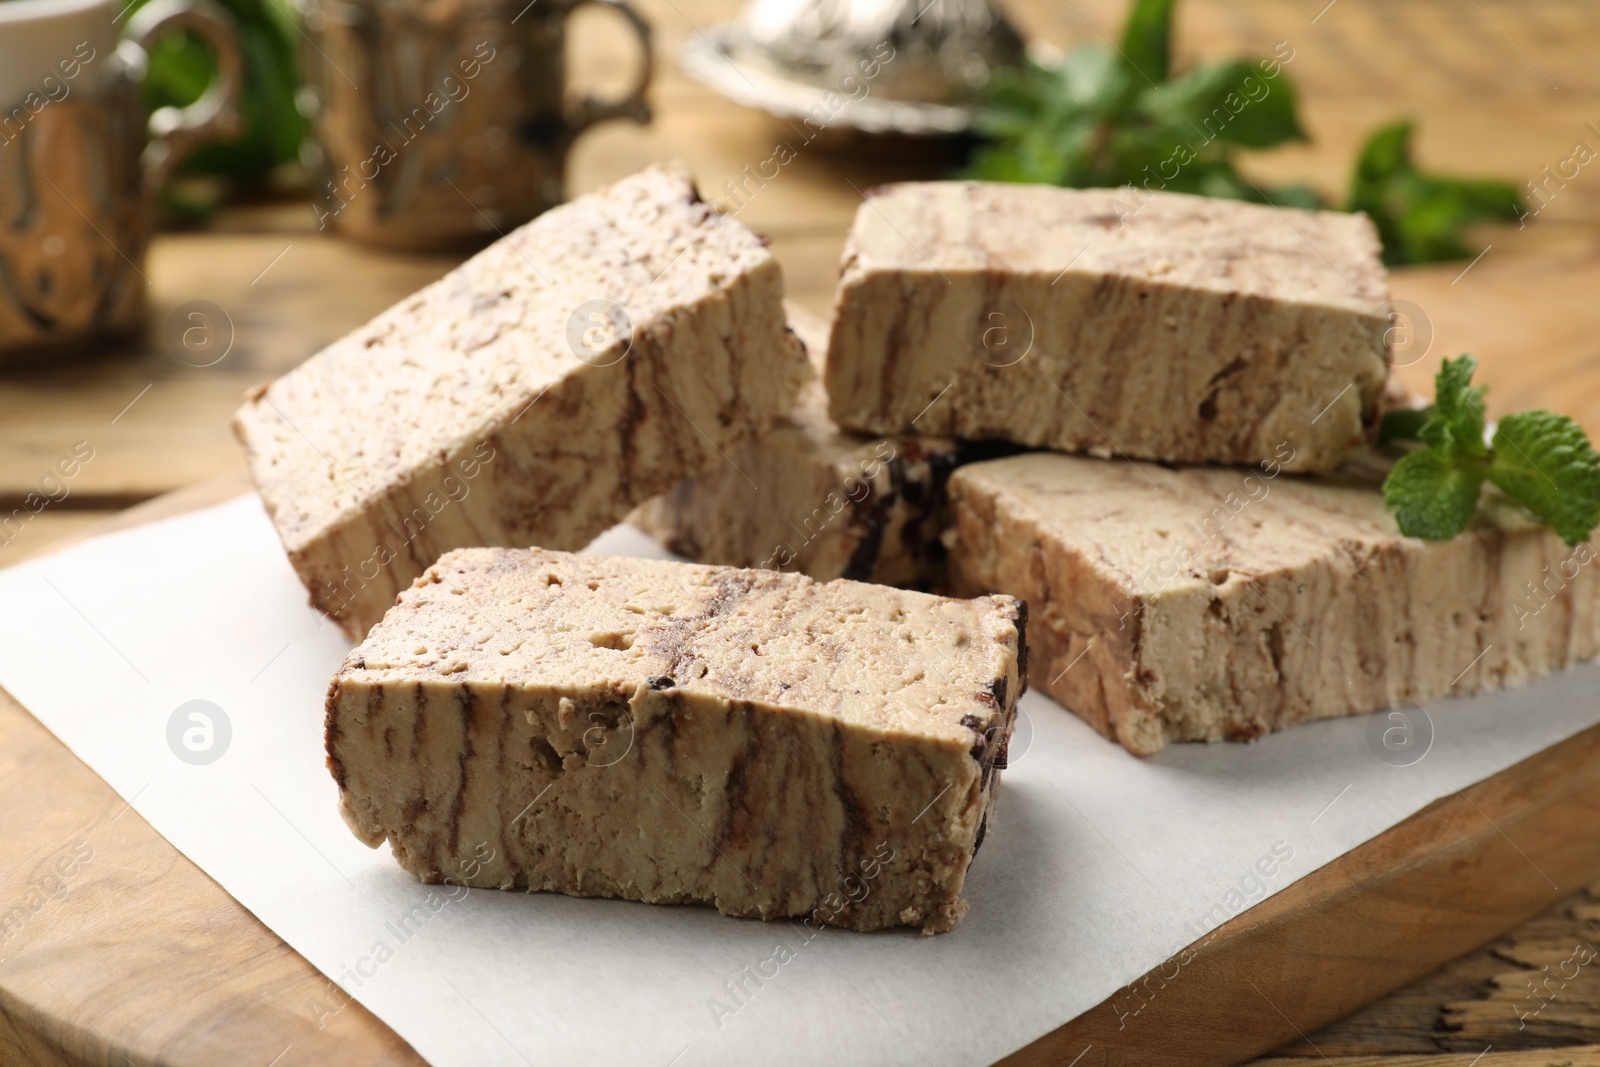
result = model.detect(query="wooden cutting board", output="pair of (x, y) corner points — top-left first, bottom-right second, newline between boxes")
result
(1, 475), (1598, 1067)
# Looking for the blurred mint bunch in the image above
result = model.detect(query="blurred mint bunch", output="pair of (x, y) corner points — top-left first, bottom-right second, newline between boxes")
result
(964, 0), (1524, 265)
(1348, 119), (1524, 266)
(965, 0), (1318, 208)
(130, 0), (303, 217)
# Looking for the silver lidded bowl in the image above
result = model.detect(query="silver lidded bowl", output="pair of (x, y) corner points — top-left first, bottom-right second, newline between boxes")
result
(680, 0), (1025, 136)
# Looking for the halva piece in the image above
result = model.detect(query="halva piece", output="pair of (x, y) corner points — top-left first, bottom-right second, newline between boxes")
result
(948, 452), (1599, 755)
(236, 162), (810, 638)
(826, 182), (1391, 473)
(326, 547), (1027, 933)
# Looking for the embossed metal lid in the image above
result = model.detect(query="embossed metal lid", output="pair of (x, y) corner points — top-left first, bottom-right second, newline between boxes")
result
(679, 0), (1026, 136)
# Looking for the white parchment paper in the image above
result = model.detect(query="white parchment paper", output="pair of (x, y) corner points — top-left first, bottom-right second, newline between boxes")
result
(1, 493), (1595, 1066)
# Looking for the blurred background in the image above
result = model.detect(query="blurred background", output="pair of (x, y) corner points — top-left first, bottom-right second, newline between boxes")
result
(2, 0), (1595, 559)
(0, 0), (1591, 583)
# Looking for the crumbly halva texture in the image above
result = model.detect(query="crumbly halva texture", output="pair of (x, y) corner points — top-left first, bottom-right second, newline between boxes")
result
(235, 162), (810, 639)
(826, 182), (1392, 473)
(947, 452), (1600, 756)
(631, 309), (1012, 588)
(326, 547), (1027, 933)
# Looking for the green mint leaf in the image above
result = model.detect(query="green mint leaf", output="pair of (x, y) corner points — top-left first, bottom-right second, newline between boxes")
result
(1383, 448), (1485, 540)
(963, 0), (1320, 216)
(1380, 352), (1599, 544)
(1348, 120), (1524, 265)
(964, 52), (1124, 185)
(1378, 405), (1435, 444)
(1432, 354), (1488, 458)
(1427, 176), (1525, 220)
(1139, 59), (1305, 149)
(1416, 414), (1457, 452)
(1048, 46), (1131, 112)
(1120, 0), (1175, 84)
(1487, 411), (1600, 545)
(1351, 119), (1410, 182)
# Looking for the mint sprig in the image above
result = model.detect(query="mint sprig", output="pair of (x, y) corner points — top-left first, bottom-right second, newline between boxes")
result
(1487, 411), (1600, 545)
(1348, 122), (1524, 267)
(1381, 356), (1600, 545)
(964, 0), (1525, 265)
(1383, 449), (1488, 541)
(964, 0), (1317, 209)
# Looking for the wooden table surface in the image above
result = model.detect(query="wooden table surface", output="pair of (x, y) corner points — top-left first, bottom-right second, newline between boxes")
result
(3, 0), (1600, 1062)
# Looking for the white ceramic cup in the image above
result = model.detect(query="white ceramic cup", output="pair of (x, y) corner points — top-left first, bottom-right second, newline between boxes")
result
(0, 0), (122, 105)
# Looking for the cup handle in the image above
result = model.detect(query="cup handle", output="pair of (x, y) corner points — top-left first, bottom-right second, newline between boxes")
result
(125, 0), (245, 188)
(561, 0), (653, 138)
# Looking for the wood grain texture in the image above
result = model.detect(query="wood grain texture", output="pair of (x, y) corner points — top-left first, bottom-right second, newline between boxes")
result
(1269, 876), (1600, 1058)
(1254, 1050), (1600, 1067)
(1001, 722), (1600, 1066)
(2, 0), (1599, 1063)
(0, 476), (424, 1067)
